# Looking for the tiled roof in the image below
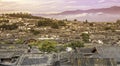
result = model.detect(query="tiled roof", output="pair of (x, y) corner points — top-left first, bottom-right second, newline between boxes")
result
(17, 54), (53, 66)
(21, 56), (48, 65)
(0, 51), (14, 58)
(95, 46), (120, 62)
(76, 47), (94, 54)
(0, 51), (23, 58)
(0, 44), (28, 49)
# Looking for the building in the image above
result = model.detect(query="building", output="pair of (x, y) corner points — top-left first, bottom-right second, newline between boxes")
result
(93, 45), (120, 64)
(17, 54), (56, 66)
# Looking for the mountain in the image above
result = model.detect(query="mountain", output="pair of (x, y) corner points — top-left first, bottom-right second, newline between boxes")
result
(56, 6), (120, 15)
(35, 6), (120, 22)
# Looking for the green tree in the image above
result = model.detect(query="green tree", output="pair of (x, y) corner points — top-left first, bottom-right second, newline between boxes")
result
(0, 19), (9, 23)
(58, 20), (66, 26)
(116, 20), (120, 24)
(4, 12), (40, 19)
(0, 23), (18, 30)
(51, 22), (59, 29)
(85, 19), (88, 23)
(89, 23), (94, 26)
(37, 19), (52, 27)
(67, 41), (84, 49)
(81, 33), (90, 43)
(38, 40), (57, 53)
(104, 27), (112, 30)
(9, 46), (15, 49)
(63, 19), (68, 21)
(15, 39), (24, 44)
(84, 19), (88, 24)
(29, 41), (40, 46)
(30, 29), (40, 35)
(74, 19), (77, 21)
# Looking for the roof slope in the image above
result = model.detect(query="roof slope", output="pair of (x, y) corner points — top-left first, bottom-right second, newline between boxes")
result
(95, 46), (120, 62)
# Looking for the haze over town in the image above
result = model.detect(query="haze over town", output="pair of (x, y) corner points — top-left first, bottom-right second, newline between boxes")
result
(1, 0), (120, 66)
(1, 0), (120, 22)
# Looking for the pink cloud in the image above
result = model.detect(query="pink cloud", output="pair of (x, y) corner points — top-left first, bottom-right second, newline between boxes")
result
(0, 0), (120, 14)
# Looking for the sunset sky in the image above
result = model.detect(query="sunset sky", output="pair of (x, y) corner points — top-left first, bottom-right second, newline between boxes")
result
(0, 0), (120, 14)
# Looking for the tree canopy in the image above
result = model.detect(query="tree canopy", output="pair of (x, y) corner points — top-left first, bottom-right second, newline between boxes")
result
(0, 23), (18, 30)
(66, 41), (84, 49)
(38, 40), (57, 52)
(37, 19), (66, 29)
(81, 33), (90, 43)
(30, 40), (57, 53)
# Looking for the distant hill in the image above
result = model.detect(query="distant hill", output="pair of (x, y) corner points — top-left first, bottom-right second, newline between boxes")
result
(34, 6), (120, 22)
(2, 13), (44, 19)
(55, 6), (120, 15)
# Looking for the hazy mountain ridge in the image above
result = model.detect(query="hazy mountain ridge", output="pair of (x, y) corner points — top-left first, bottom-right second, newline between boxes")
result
(34, 6), (120, 22)
(56, 6), (120, 15)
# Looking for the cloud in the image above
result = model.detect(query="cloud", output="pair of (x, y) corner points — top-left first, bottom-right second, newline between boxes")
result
(98, 0), (105, 3)
(1, 0), (21, 2)
(0, 0), (120, 14)
(73, 12), (103, 18)
(0, 0), (58, 13)
(96, 12), (103, 15)
(67, 1), (77, 4)
(75, 13), (88, 17)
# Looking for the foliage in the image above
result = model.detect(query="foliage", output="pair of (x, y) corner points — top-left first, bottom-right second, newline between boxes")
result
(30, 29), (40, 35)
(84, 19), (88, 23)
(38, 40), (57, 52)
(37, 19), (52, 27)
(30, 40), (57, 53)
(104, 27), (112, 30)
(66, 41), (84, 49)
(58, 20), (66, 26)
(3, 12), (41, 19)
(116, 20), (120, 24)
(0, 19), (9, 23)
(15, 39), (24, 44)
(51, 22), (59, 29)
(29, 41), (40, 46)
(63, 19), (68, 21)
(81, 33), (90, 43)
(0, 42), (6, 44)
(0, 23), (18, 30)
(56, 45), (66, 52)
(37, 19), (66, 29)
(9, 46), (15, 49)
(74, 19), (77, 21)
(85, 19), (88, 23)
(89, 23), (94, 26)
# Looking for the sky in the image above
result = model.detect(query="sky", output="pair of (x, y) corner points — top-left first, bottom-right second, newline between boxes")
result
(0, 0), (120, 14)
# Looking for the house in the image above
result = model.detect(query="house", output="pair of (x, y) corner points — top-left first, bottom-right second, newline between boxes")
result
(75, 45), (120, 66)
(58, 49), (117, 66)
(76, 47), (94, 57)
(72, 58), (117, 66)
(17, 54), (58, 66)
(0, 44), (29, 53)
(92, 45), (120, 64)
(0, 51), (21, 66)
